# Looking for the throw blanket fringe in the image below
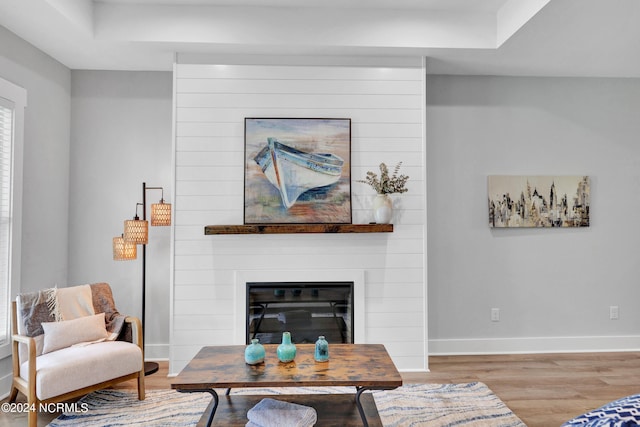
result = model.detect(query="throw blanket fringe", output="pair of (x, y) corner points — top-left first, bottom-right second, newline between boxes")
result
(46, 287), (60, 321)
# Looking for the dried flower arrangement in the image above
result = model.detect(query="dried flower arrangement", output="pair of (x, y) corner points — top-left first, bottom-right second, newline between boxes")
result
(358, 162), (409, 195)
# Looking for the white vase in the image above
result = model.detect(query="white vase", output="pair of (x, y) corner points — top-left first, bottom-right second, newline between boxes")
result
(372, 194), (393, 224)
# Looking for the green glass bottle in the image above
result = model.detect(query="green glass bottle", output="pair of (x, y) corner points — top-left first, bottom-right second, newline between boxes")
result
(244, 338), (265, 365)
(277, 331), (297, 363)
(314, 336), (329, 362)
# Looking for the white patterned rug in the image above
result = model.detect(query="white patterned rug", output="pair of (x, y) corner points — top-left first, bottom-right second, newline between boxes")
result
(48, 382), (525, 427)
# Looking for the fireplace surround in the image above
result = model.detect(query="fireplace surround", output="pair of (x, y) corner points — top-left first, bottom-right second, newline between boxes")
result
(234, 270), (365, 345)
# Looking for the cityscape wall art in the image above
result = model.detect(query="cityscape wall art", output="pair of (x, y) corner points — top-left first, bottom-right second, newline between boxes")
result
(488, 175), (590, 228)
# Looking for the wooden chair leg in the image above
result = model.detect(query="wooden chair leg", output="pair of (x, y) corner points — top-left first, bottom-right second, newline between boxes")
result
(27, 406), (37, 427)
(27, 384), (38, 427)
(137, 371), (145, 400)
(8, 386), (19, 403)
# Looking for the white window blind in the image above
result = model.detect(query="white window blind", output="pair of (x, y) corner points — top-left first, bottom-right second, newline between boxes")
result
(0, 77), (25, 356)
(0, 97), (13, 345)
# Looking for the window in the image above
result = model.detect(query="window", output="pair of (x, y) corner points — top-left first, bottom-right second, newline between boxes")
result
(0, 77), (25, 358)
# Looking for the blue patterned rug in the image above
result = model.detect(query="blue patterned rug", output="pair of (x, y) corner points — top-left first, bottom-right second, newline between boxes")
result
(48, 382), (525, 426)
(561, 393), (640, 427)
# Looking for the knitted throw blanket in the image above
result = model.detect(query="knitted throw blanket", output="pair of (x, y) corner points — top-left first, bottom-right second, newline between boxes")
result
(17, 282), (125, 340)
(246, 398), (317, 427)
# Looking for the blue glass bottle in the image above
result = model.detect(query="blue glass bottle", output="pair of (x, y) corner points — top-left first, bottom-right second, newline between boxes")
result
(314, 336), (329, 362)
(244, 338), (266, 365)
(277, 331), (297, 363)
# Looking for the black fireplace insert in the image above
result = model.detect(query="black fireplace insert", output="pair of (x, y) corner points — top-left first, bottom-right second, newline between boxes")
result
(246, 281), (354, 345)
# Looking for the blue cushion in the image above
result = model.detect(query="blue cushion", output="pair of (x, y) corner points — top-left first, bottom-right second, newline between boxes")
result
(562, 394), (640, 427)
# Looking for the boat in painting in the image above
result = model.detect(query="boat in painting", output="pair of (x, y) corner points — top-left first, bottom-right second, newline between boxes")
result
(254, 138), (344, 209)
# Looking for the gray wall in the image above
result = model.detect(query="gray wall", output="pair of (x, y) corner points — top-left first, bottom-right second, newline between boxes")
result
(427, 75), (640, 353)
(0, 25), (71, 396)
(69, 71), (173, 359)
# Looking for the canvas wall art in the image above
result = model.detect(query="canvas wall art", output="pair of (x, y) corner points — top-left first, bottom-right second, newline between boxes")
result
(244, 118), (351, 224)
(488, 175), (590, 228)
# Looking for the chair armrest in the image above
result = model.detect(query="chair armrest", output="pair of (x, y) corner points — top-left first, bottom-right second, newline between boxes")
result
(12, 333), (37, 390)
(12, 333), (34, 347)
(124, 316), (143, 351)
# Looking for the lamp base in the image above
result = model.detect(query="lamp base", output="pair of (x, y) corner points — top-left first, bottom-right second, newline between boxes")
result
(144, 361), (159, 376)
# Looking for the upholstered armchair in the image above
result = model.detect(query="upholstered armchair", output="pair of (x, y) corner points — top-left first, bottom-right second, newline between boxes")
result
(8, 283), (145, 427)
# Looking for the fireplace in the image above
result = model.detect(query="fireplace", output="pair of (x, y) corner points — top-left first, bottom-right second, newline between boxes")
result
(234, 269), (365, 345)
(246, 282), (354, 344)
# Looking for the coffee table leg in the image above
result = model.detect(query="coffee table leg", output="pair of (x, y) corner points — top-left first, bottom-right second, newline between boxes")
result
(177, 389), (219, 427)
(355, 387), (370, 427)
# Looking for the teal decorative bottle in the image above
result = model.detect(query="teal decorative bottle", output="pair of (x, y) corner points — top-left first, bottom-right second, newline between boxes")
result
(314, 336), (329, 362)
(244, 338), (266, 365)
(277, 331), (296, 363)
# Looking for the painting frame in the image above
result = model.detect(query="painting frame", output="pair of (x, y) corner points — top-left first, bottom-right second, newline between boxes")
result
(488, 175), (590, 228)
(244, 118), (352, 224)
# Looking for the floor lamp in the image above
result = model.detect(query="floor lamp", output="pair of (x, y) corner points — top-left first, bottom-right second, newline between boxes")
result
(113, 182), (171, 376)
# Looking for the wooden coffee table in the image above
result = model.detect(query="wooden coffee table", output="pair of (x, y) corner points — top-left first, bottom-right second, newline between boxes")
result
(171, 344), (402, 426)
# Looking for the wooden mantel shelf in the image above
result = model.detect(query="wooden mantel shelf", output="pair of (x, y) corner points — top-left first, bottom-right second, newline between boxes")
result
(204, 224), (393, 235)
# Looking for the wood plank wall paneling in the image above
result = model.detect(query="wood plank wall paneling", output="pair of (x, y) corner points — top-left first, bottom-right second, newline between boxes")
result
(172, 62), (426, 373)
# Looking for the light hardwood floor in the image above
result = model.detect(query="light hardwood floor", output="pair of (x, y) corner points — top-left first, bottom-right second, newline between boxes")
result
(2, 352), (639, 426)
(414, 352), (640, 426)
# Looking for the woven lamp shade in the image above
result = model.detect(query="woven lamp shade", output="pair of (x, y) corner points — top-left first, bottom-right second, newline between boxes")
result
(113, 236), (137, 260)
(124, 219), (149, 244)
(151, 202), (172, 226)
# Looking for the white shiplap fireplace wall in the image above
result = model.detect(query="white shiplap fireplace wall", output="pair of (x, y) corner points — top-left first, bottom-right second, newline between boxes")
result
(170, 56), (427, 374)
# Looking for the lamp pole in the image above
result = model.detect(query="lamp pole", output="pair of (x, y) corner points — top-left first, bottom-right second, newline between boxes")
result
(141, 182), (163, 376)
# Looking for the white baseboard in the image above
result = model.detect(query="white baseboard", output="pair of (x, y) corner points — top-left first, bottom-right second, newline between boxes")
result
(429, 335), (640, 355)
(0, 371), (12, 401)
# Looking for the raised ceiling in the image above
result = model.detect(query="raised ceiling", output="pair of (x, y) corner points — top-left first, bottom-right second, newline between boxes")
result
(1, 0), (640, 77)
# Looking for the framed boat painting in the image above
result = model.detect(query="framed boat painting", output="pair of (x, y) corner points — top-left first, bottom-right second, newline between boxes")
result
(244, 118), (352, 224)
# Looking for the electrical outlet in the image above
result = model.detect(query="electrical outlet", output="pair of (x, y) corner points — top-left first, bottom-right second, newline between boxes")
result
(491, 308), (500, 322)
(610, 306), (619, 320)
